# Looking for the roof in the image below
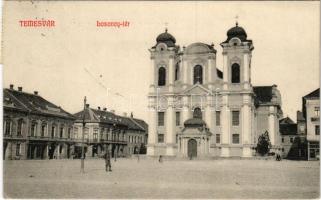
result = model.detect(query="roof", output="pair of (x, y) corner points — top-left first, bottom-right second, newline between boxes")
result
(155, 29), (176, 48)
(222, 23), (252, 44)
(279, 117), (295, 125)
(253, 86), (273, 104)
(184, 118), (206, 127)
(3, 88), (75, 119)
(303, 88), (319, 99)
(279, 124), (298, 136)
(74, 107), (147, 132)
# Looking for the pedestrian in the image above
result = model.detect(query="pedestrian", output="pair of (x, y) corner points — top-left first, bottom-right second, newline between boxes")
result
(104, 151), (112, 172)
(159, 155), (163, 163)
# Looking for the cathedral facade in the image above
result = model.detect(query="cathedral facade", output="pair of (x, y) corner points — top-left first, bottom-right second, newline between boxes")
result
(147, 23), (283, 158)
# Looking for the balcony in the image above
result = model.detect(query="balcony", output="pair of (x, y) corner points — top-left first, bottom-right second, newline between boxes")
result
(4, 134), (25, 140)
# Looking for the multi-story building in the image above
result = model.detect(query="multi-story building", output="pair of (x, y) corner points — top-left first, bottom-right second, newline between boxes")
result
(73, 105), (147, 158)
(147, 23), (283, 158)
(279, 117), (307, 159)
(302, 88), (320, 160)
(3, 85), (75, 160)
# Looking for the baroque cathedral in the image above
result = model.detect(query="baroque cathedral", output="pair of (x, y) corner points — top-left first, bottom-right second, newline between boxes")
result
(147, 22), (283, 158)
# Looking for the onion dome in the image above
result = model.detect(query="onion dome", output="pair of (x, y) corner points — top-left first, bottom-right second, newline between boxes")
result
(184, 118), (206, 127)
(224, 22), (249, 43)
(156, 28), (176, 47)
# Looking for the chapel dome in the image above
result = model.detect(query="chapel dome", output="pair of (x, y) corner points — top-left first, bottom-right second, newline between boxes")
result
(156, 28), (176, 47)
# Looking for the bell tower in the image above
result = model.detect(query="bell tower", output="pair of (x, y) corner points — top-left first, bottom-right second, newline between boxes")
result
(220, 22), (254, 91)
(219, 22), (255, 158)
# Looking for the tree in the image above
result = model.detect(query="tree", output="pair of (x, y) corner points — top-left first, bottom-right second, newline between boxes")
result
(256, 131), (271, 156)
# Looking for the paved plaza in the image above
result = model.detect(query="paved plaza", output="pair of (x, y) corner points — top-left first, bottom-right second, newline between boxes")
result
(3, 158), (320, 199)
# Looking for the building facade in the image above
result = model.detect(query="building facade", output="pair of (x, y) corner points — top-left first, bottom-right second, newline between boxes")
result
(3, 85), (75, 160)
(147, 23), (283, 158)
(73, 105), (147, 158)
(302, 88), (320, 160)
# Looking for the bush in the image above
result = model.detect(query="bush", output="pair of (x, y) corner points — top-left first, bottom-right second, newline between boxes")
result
(257, 131), (271, 156)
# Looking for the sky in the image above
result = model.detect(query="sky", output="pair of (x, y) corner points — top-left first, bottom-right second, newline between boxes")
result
(2, 1), (320, 122)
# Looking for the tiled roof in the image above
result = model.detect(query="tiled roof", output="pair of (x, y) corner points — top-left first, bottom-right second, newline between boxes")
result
(4, 88), (75, 119)
(303, 88), (319, 99)
(279, 124), (298, 136)
(132, 118), (148, 132)
(279, 117), (295, 125)
(74, 107), (147, 132)
(253, 86), (272, 104)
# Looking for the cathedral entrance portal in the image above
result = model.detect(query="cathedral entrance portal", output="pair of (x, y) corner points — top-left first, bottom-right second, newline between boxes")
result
(188, 139), (197, 158)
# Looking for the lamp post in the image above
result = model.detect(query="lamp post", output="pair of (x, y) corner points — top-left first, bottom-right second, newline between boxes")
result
(113, 123), (117, 162)
(81, 96), (86, 173)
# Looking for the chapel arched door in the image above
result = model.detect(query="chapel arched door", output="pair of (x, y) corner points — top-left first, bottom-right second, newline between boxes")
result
(188, 139), (197, 158)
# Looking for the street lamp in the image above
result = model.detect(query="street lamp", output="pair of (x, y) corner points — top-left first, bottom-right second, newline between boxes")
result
(113, 123), (117, 162)
(81, 96), (86, 173)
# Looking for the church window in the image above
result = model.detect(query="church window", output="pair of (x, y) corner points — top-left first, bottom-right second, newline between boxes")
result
(175, 62), (180, 81)
(231, 63), (240, 83)
(281, 137), (284, 143)
(158, 133), (164, 143)
(232, 111), (240, 126)
(216, 111), (221, 126)
(158, 67), (166, 86)
(176, 112), (180, 126)
(193, 107), (202, 119)
(290, 137), (294, 143)
(158, 112), (165, 126)
(193, 65), (203, 84)
(216, 134), (221, 144)
(232, 134), (239, 144)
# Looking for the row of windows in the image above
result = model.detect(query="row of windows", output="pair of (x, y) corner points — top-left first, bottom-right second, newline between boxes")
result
(157, 133), (240, 144)
(157, 63), (241, 86)
(157, 110), (240, 126)
(4, 119), (72, 138)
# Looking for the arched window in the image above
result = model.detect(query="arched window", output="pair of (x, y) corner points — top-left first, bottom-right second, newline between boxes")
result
(193, 65), (203, 84)
(175, 62), (180, 81)
(231, 63), (240, 83)
(193, 107), (202, 119)
(158, 67), (166, 86)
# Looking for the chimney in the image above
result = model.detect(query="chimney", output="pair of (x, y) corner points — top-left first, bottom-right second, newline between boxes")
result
(130, 112), (133, 118)
(18, 87), (22, 92)
(103, 107), (107, 111)
(123, 112), (127, 117)
(98, 106), (101, 110)
(34, 91), (38, 95)
(9, 84), (14, 90)
(110, 109), (115, 114)
(86, 104), (90, 108)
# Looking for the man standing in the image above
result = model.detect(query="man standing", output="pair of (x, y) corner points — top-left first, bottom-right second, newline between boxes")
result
(104, 151), (112, 172)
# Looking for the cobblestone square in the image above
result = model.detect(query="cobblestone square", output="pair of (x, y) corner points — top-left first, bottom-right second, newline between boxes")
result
(3, 158), (320, 199)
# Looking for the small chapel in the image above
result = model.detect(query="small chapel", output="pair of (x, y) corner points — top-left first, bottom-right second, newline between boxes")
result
(146, 22), (283, 158)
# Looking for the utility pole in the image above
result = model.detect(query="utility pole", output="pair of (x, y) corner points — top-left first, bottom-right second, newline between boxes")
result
(81, 96), (87, 173)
